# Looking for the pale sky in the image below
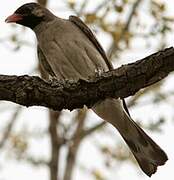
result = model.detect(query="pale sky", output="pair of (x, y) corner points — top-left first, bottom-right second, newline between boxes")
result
(0, 0), (174, 180)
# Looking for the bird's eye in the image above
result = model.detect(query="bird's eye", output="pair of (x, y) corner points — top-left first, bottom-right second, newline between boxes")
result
(32, 8), (44, 18)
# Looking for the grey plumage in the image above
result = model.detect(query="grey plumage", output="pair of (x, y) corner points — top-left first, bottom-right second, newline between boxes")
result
(6, 3), (168, 176)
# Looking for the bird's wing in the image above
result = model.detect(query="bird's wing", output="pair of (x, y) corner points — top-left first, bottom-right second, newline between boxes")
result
(69, 15), (113, 70)
(37, 45), (56, 78)
(69, 15), (130, 116)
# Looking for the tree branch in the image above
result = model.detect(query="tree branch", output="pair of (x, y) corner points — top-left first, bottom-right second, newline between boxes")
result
(63, 108), (87, 180)
(0, 47), (173, 111)
(48, 110), (62, 180)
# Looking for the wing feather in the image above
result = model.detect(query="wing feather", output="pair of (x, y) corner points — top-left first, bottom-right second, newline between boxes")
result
(69, 15), (130, 116)
(69, 15), (113, 70)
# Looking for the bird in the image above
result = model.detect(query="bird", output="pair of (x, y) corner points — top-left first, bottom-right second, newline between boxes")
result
(5, 2), (168, 176)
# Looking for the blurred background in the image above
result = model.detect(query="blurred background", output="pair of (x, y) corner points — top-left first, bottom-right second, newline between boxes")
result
(0, 0), (174, 180)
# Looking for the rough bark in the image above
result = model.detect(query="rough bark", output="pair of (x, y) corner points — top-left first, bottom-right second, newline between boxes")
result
(0, 47), (173, 111)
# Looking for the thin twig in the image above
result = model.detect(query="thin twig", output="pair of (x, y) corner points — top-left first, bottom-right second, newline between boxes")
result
(0, 106), (21, 148)
(107, 0), (143, 58)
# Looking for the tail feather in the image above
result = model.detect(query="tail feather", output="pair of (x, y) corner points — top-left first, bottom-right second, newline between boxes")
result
(122, 119), (168, 176)
(93, 99), (168, 176)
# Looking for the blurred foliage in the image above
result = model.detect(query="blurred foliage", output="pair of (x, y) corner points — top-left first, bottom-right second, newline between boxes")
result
(0, 0), (174, 180)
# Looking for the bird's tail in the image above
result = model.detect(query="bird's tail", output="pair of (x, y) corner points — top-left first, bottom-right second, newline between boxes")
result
(92, 99), (168, 177)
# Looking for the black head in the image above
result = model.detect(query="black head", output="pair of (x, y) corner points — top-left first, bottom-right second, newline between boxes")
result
(5, 3), (54, 29)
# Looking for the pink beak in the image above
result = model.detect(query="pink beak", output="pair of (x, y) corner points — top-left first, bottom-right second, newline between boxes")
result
(5, 13), (23, 23)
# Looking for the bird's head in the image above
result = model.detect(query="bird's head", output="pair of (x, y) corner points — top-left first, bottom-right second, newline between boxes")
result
(5, 2), (54, 29)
